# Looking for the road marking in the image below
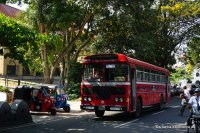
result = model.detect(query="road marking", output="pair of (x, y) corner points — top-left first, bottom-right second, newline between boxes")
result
(114, 119), (139, 128)
(170, 105), (180, 108)
(152, 110), (165, 115)
(67, 129), (85, 131)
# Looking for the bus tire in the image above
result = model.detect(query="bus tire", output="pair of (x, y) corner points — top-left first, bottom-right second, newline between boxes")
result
(159, 96), (164, 110)
(135, 99), (142, 117)
(95, 110), (105, 117)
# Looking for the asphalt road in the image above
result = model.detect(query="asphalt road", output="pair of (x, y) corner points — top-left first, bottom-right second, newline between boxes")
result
(1, 96), (193, 133)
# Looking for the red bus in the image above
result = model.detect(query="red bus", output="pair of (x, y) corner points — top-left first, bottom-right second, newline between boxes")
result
(80, 54), (170, 117)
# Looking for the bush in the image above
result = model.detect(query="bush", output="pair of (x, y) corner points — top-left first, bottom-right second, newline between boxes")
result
(66, 61), (82, 100)
(67, 82), (80, 100)
(0, 86), (11, 93)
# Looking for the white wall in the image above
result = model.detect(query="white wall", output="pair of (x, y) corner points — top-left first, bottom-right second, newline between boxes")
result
(0, 92), (7, 101)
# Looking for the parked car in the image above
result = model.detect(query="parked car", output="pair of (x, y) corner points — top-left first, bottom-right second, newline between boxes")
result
(170, 86), (176, 97)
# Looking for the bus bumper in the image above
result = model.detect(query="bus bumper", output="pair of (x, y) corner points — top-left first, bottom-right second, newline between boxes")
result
(80, 105), (126, 111)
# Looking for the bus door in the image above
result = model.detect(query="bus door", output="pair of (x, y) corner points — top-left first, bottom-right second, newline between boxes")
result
(165, 75), (169, 103)
(131, 68), (136, 111)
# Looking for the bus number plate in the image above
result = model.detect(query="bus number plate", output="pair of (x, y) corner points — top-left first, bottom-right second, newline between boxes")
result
(98, 106), (105, 110)
(110, 107), (121, 111)
(85, 106), (94, 110)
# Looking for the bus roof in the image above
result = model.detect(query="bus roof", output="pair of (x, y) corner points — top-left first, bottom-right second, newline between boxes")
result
(83, 54), (170, 74)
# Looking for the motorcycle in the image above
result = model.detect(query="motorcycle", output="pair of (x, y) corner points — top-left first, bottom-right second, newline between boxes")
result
(187, 107), (200, 133)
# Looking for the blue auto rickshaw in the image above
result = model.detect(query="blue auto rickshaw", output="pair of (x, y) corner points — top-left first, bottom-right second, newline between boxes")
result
(55, 86), (70, 112)
(43, 85), (71, 112)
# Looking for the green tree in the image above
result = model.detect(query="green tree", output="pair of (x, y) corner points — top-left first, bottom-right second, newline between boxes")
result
(92, 0), (175, 68)
(5, 0), (119, 86)
(161, 0), (200, 76)
(170, 67), (191, 85)
(187, 35), (200, 68)
(0, 14), (38, 69)
(160, 0), (200, 84)
(5, 0), (96, 84)
(93, 0), (200, 69)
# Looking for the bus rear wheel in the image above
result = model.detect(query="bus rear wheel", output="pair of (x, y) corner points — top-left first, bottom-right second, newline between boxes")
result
(95, 110), (105, 117)
(135, 99), (142, 117)
(159, 97), (164, 110)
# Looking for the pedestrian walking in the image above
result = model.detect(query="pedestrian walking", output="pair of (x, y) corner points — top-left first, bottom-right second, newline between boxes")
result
(179, 86), (191, 116)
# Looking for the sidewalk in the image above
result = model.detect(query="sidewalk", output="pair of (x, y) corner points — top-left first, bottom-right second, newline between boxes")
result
(68, 101), (81, 111)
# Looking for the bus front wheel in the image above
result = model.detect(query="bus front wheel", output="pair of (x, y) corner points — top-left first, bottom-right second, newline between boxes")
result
(95, 110), (105, 117)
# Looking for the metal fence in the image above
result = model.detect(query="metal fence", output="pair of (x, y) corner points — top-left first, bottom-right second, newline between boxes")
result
(0, 75), (60, 88)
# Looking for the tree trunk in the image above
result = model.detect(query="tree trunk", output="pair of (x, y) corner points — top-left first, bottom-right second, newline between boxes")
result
(59, 60), (65, 86)
(65, 55), (71, 89)
(39, 23), (51, 84)
(41, 43), (51, 83)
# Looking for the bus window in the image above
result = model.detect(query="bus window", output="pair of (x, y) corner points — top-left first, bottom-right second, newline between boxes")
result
(151, 73), (156, 82)
(144, 72), (150, 81)
(136, 70), (143, 81)
(83, 64), (103, 81)
(157, 74), (161, 82)
(105, 64), (129, 82)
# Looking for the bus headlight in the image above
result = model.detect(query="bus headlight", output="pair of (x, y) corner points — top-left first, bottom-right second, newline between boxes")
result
(115, 97), (119, 102)
(88, 97), (92, 101)
(84, 97), (87, 101)
(119, 97), (124, 102)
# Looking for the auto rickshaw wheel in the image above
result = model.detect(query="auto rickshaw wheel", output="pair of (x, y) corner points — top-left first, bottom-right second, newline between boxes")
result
(63, 106), (70, 112)
(50, 109), (56, 115)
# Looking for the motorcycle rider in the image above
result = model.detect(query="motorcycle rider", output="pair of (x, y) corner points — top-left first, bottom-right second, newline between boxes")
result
(187, 88), (200, 130)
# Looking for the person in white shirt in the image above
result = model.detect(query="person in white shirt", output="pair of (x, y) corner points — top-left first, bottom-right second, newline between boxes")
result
(187, 88), (200, 128)
(185, 84), (192, 99)
(179, 86), (191, 116)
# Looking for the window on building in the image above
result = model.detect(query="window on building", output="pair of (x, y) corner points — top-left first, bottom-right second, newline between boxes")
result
(23, 67), (30, 76)
(7, 65), (16, 75)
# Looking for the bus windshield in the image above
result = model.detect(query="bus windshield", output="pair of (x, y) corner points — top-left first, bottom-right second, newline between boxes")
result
(83, 63), (129, 82)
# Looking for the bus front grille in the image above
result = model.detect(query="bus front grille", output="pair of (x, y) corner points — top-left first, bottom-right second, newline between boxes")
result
(83, 87), (125, 100)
